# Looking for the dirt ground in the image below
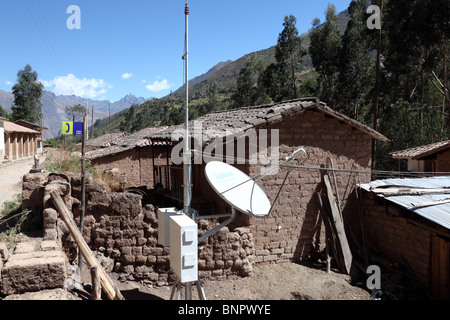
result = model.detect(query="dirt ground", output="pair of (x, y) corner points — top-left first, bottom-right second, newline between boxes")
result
(112, 262), (370, 300)
(0, 155), (46, 214)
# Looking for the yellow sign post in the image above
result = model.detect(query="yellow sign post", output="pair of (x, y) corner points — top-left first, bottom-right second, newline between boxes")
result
(62, 122), (73, 135)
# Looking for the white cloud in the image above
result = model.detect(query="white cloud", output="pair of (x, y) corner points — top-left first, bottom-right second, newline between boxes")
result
(145, 79), (170, 92)
(42, 74), (112, 99)
(121, 73), (133, 80)
(5, 81), (12, 85)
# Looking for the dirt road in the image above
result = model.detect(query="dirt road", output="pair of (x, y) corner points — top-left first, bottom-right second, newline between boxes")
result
(0, 155), (46, 214)
(113, 262), (370, 300)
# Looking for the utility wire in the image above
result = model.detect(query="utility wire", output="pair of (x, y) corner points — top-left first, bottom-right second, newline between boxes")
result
(25, 0), (66, 76)
(192, 149), (443, 180)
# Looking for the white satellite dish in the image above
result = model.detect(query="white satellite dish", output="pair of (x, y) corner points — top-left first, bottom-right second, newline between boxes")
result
(205, 161), (271, 217)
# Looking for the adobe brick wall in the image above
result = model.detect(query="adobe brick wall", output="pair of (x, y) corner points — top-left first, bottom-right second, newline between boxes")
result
(22, 173), (255, 285)
(246, 110), (373, 264)
(435, 149), (450, 172)
(90, 149), (141, 188)
(90, 145), (171, 190)
(360, 189), (431, 288)
(194, 110), (374, 265)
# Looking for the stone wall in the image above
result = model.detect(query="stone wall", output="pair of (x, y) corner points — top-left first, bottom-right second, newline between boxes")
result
(22, 172), (255, 285)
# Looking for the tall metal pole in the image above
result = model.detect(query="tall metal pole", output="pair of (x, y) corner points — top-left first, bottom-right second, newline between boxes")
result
(183, 1), (193, 218)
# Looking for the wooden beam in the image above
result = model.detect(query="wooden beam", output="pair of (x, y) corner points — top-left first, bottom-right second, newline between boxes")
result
(50, 191), (124, 300)
(323, 175), (353, 274)
(90, 266), (102, 300)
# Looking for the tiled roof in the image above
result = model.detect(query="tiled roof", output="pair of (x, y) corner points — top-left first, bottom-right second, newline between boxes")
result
(85, 132), (129, 148)
(111, 127), (169, 148)
(390, 140), (450, 160)
(86, 126), (169, 160)
(14, 119), (49, 131)
(148, 98), (388, 144)
(86, 98), (388, 160)
(1, 120), (40, 134)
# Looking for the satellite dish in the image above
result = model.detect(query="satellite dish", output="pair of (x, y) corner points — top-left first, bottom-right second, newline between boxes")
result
(205, 161), (271, 217)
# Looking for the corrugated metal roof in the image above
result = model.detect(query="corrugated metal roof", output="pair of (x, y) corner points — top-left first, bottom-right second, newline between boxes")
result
(360, 176), (450, 230)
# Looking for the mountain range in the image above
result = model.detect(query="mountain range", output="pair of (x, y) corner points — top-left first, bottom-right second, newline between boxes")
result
(1, 8), (350, 139)
(0, 90), (149, 138)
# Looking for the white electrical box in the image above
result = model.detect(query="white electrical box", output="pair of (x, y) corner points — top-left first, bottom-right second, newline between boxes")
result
(157, 207), (179, 247)
(169, 214), (198, 283)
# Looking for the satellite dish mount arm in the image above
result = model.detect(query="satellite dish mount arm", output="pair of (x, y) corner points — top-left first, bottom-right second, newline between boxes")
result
(197, 207), (237, 243)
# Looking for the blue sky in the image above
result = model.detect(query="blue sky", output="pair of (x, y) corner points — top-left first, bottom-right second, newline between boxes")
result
(0, 0), (352, 102)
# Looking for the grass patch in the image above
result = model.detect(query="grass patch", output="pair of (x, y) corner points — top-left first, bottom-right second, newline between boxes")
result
(0, 194), (43, 247)
(43, 143), (94, 175)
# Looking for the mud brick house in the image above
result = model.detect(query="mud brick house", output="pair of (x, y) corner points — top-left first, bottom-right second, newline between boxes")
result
(85, 126), (169, 189)
(148, 98), (388, 264)
(391, 140), (450, 175)
(20, 98), (389, 284)
(360, 176), (450, 299)
(0, 118), (40, 161)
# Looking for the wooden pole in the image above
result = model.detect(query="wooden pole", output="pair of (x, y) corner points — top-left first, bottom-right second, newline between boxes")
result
(316, 192), (331, 274)
(323, 175), (353, 274)
(78, 116), (86, 274)
(51, 191), (124, 300)
(91, 105), (95, 139)
(90, 266), (102, 300)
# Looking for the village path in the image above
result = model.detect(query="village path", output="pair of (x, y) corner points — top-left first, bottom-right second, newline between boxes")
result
(0, 154), (46, 215)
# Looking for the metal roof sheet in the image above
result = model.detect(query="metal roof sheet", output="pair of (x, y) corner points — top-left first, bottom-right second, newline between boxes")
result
(360, 176), (450, 230)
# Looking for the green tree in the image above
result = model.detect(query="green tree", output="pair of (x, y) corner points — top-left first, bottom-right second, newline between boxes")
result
(11, 64), (44, 123)
(232, 55), (270, 108)
(309, 5), (342, 105)
(275, 15), (306, 99)
(337, 0), (374, 121)
(205, 81), (220, 113)
(0, 105), (8, 118)
(383, 0), (449, 119)
(119, 104), (136, 133)
(259, 63), (287, 102)
(373, 0), (450, 171)
(65, 104), (87, 122)
(233, 61), (257, 108)
(298, 74), (318, 97)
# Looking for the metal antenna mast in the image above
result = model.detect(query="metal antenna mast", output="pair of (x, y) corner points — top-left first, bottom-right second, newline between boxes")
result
(183, 0), (193, 219)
